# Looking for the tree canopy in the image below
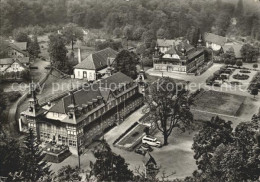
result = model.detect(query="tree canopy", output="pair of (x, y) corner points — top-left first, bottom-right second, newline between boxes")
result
(144, 77), (193, 145)
(113, 50), (139, 79)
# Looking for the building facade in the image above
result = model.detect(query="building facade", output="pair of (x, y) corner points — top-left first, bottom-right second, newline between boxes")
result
(153, 39), (205, 73)
(19, 72), (144, 155)
(74, 47), (118, 81)
(204, 32), (227, 52)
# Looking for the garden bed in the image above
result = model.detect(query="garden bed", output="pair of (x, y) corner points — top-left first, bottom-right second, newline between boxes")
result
(233, 74), (249, 80)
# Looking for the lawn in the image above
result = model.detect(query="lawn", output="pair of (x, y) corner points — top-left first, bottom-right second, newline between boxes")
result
(192, 90), (246, 116)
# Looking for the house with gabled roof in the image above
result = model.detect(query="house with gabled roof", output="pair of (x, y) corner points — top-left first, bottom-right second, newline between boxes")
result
(7, 42), (29, 58)
(204, 32), (228, 52)
(74, 47), (118, 81)
(19, 72), (144, 155)
(157, 38), (182, 54)
(0, 57), (29, 74)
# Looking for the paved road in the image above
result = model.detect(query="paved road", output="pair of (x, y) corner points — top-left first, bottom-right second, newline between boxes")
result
(6, 59), (50, 136)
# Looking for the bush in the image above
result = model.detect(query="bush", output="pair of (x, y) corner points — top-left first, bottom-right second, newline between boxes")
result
(233, 74), (249, 80)
(239, 70), (251, 74)
(7, 91), (21, 102)
(142, 57), (153, 67)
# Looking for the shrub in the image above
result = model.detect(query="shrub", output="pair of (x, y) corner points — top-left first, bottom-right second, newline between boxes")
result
(233, 74), (249, 80)
(142, 57), (153, 67)
(7, 91), (22, 102)
(239, 70), (251, 74)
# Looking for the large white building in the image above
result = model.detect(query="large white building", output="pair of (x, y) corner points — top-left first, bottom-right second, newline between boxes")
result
(74, 48), (118, 81)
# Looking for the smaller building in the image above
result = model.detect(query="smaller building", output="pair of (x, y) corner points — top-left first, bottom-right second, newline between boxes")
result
(7, 42), (29, 58)
(156, 39), (182, 54)
(204, 32), (227, 52)
(153, 39), (205, 74)
(0, 57), (29, 74)
(74, 48), (118, 81)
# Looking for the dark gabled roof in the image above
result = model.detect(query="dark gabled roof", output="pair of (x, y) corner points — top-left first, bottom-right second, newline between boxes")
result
(8, 42), (28, 55)
(48, 72), (133, 115)
(157, 39), (183, 47)
(165, 47), (177, 55)
(74, 47), (118, 70)
(0, 57), (29, 65)
(204, 32), (227, 46)
(12, 42), (27, 51)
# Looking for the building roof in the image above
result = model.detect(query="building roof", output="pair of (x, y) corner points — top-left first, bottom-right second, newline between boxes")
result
(0, 57), (29, 65)
(48, 72), (133, 122)
(12, 42), (27, 51)
(157, 39), (182, 47)
(8, 42), (28, 55)
(204, 32), (227, 46)
(74, 48), (118, 70)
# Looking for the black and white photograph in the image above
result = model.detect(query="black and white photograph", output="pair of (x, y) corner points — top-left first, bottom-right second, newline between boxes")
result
(0, 0), (259, 181)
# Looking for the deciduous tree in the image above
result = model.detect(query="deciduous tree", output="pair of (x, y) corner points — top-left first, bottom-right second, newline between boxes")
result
(90, 139), (134, 182)
(61, 23), (84, 52)
(113, 50), (139, 79)
(48, 33), (69, 73)
(144, 77), (193, 145)
(241, 44), (258, 63)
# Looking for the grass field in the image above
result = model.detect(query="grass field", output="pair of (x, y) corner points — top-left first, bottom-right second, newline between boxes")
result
(192, 90), (246, 116)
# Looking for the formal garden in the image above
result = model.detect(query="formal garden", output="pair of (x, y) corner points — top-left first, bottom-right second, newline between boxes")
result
(206, 64), (257, 89)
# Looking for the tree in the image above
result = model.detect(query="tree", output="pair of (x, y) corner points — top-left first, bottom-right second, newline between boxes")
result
(113, 50), (139, 79)
(0, 137), (22, 178)
(156, 28), (170, 39)
(123, 25), (133, 40)
(192, 117), (259, 182)
(192, 116), (233, 172)
(251, 87), (258, 98)
(133, 27), (146, 40)
(54, 165), (81, 181)
(142, 30), (155, 48)
(253, 63), (258, 70)
(95, 40), (122, 51)
(240, 44), (258, 63)
(17, 129), (52, 181)
(61, 23), (84, 52)
(235, 0), (244, 17)
(13, 29), (30, 42)
(113, 27), (121, 38)
(144, 77), (193, 145)
(230, 59), (236, 66)
(90, 140), (134, 182)
(48, 33), (69, 73)
(236, 60), (243, 68)
(28, 35), (40, 58)
(221, 48), (235, 65)
(0, 37), (9, 58)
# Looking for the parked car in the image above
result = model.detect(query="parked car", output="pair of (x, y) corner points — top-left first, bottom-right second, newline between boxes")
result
(135, 147), (146, 155)
(142, 135), (162, 148)
(141, 143), (153, 152)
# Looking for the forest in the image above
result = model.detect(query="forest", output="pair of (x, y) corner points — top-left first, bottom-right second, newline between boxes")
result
(0, 0), (260, 41)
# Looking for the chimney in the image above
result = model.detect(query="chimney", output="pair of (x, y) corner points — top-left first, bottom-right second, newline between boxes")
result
(78, 48), (81, 63)
(107, 57), (111, 67)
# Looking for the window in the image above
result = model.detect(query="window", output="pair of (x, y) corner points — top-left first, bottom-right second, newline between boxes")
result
(69, 140), (73, 146)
